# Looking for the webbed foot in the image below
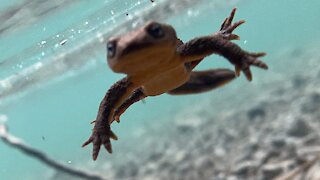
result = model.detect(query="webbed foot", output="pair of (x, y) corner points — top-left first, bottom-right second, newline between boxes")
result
(234, 52), (268, 81)
(82, 128), (118, 160)
(217, 8), (245, 40)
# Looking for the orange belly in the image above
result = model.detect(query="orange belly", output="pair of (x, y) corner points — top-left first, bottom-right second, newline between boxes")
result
(142, 65), (190, 96)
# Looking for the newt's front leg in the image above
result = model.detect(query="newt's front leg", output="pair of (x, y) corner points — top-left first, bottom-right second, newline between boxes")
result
(82, 77), (136, 160)
(185, 8), (244, 71)
(178, 8), (267, 81)
(178, 36), (267, 81)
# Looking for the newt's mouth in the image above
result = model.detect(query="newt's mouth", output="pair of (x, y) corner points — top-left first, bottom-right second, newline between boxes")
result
(121, 41), (153, 57)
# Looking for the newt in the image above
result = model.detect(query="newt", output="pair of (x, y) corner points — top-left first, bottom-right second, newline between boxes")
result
(82, 8), (268, 160)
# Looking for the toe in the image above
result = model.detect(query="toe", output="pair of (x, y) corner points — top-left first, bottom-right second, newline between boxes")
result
(235, 65), (241, 77)
(243, 67), (253, 81)
(249, 52), (267, 58)
(104, 141), (113, 154)
(249, 59), (268, 69)
(228, 34), (240, 40)
(82, 136), (93, 147)
(110, 131), (118, 140)
(226, 20), (245, 33)
(227, 8), (237, 26)
(92, 137), (102, 160)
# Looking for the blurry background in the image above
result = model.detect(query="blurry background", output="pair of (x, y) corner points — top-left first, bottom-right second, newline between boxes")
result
(1, 0), (320, 179)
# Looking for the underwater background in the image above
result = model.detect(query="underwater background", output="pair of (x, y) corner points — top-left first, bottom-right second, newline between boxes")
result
(1, 0), (320, 179)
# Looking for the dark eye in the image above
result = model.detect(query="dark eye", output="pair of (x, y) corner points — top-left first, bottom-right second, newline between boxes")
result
(107, 41), (117, 58)
(147, 22), (165, 38)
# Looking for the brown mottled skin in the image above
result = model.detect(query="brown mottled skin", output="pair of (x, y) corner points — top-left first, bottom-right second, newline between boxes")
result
(82, 8), (268, 160)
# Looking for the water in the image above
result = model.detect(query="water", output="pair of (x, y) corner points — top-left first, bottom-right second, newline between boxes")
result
(0, 0), (320, 179)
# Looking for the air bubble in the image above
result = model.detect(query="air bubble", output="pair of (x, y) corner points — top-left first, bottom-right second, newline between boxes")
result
(97, 33), (104, 43)
(59, 39), (68, 45)
(17, 63), (23, 69)
(0, 114), (8, 124)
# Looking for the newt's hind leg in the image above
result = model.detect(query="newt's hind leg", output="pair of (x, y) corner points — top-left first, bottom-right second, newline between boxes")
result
(167, 69), (235, 95)
(113, 88), (147, 122)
